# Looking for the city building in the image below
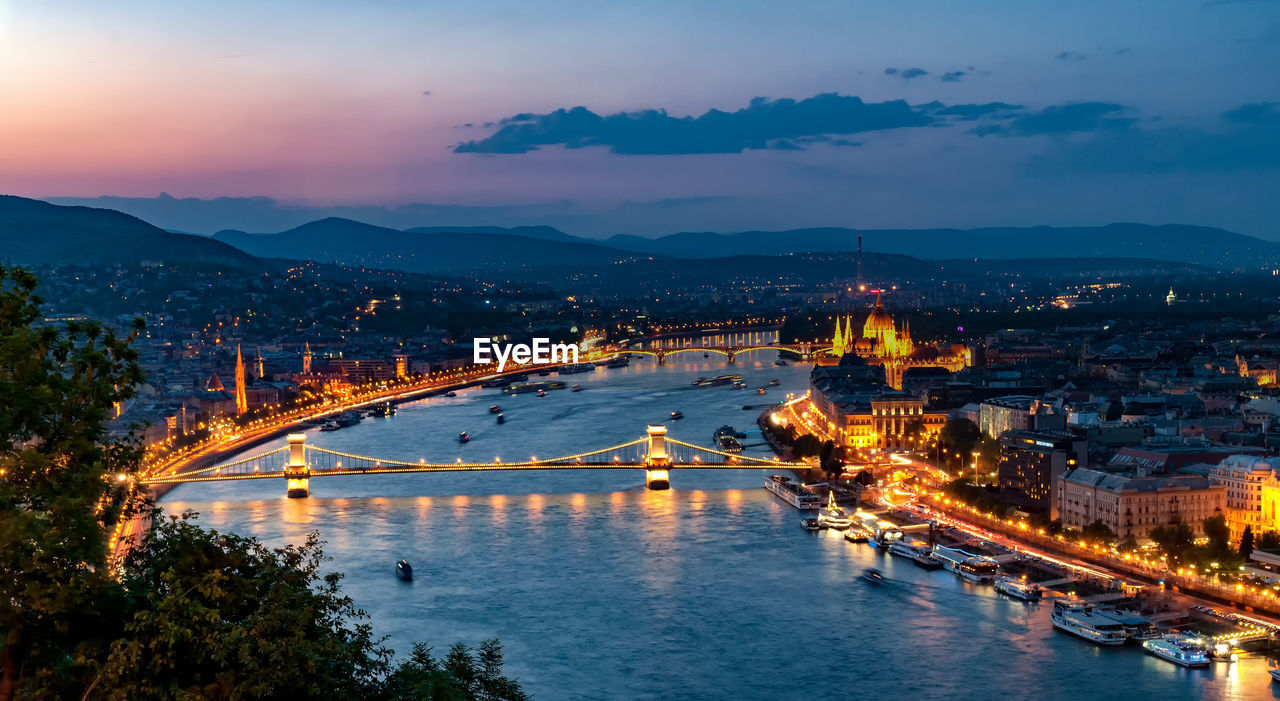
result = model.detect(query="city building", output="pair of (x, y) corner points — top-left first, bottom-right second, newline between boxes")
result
(997, 429), (1087, 517)
(821, 292), (971, 389)
(1057, 468), (1225, 542)
(806, 362), (947, 450)
(978, 395), (1062, 438)
(1209, 455), (1280, 539)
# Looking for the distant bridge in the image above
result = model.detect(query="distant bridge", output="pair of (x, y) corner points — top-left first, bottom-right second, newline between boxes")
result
(144, 426), (811, 497)
(622, 343), (832, 364)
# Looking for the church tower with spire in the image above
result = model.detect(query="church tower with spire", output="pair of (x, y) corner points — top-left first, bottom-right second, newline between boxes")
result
(302, 342), (312, 375)
(234, 345), (248, 415)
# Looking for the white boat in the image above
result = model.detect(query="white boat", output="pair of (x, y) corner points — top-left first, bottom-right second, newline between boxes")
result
(1270, 668), (1280, 683)
(764, 475), (823, 510)
(319, 421), (340, 432)
(817, 491), (852, 530)
(888, 541), (921, 559)
(1143, 636), (1210, 668)
(933, 545), (1000, 583)
(1051, 600), (1128, 646)
(994, 576), (1042, 601)
(800, 515), (822, 532)
(1095, 608), (1160, 641)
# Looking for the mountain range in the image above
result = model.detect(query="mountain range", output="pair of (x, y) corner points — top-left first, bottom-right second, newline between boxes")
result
(2, 194), (1275, 272)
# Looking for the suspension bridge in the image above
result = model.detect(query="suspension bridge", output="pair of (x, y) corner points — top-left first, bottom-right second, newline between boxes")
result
(622, 343), (831, 364)
(143, 425), (811, 497)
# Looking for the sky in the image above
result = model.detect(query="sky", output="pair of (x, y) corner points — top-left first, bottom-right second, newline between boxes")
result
(2, 0), (1279, 238)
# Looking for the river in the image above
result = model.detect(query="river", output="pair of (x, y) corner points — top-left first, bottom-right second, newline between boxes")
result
(164, 357), (1277, 700)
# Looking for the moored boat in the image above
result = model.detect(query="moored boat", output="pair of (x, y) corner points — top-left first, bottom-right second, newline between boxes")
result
(911, 549), (944, 570)
(994, 576), (1042, 601)
(319, 420), (340, 432)
(888, 541), (921, 559)
(764, 474), (823, 510)
(1051, 600), (1128, 646)
(800, 515), (822, 531)
(1143, 636), (1210, 668)
(817, 491), (852, 530)
(844, 527), (870, 543)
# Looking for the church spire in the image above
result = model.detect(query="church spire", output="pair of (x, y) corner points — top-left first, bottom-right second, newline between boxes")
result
(833, 316), (845, 356)
(302, 341), (312, 375)
(874, 289), (883, 308)
(234, 345), (248, 415)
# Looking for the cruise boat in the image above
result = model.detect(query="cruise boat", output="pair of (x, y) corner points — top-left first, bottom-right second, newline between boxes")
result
(319, 420), (340, 432)
(817, 492), (852, 530)
(888, 541), (921, 560)
(764, 475), (823, 510)
(1095, 608), (1160, 641)
(718, 435), (743, 453)
(370, 402), (395, 417)
(868, 520), (905, 548)
(932, 545), (999, 583)
(994, 576), (1042, 602)
(1050, 600), (1128, 646)
(557, 363), (596, 374)
(911, 549), (945, 570)
(1143, 636), (1210, 668)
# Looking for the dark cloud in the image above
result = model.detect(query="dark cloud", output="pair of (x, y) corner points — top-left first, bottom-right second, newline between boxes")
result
(454, 94), (936, 155)
(1222, 101), (1280, 124)
(885, 67), (928, 79)
(970, 102), (1133, 137)
(931, 102), (1023, 121)
(940, 71), (966, 82)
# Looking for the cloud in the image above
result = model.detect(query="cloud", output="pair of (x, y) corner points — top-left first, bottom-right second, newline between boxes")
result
(930, 102), (1023, 121)
(970, 102), (1134, 137)
(1055, 50), (1086, 60)
(1222, 101), (1280, 124)
(940, 71), (966, 82)
(883, 67), (928, 79)
(454, 93), (936, 155)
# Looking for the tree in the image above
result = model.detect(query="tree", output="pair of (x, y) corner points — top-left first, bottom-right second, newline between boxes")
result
(1203, 514), (1230, 553)
(1082, 520), (1116, 544)
(938, 418), (980, 463)
(0, 265), (145, 699)
(1260, 530), (1280, 550)
(1118, 536), (1140, 553)
(96, 512), (392, 699)
(818, 440), (842, 479)
(1150, 523), (1196, 565)
(1240, 525), (1255, 561)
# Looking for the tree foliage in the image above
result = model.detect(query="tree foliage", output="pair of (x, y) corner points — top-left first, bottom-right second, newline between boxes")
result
(1203, 514), (1230, 553)
(1082, 519), (1116, 544)
(1239, 525), (1255, 561)
(1150, 522), (1197, 565)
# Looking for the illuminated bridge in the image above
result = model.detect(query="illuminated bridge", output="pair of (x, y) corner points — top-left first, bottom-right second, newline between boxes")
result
(144, 426), (811, 497)
(622, 342), (832, 365)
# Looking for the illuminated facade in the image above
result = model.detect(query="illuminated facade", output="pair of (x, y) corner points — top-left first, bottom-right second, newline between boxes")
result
(807, 364), (947, 450)
(825, 292), (971, 389)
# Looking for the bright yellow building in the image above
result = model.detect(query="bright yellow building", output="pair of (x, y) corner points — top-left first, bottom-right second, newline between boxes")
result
(824, 292), (971, 389)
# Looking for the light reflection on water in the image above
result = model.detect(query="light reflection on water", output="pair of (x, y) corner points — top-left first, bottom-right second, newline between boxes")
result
(165, 360), (1279, 700)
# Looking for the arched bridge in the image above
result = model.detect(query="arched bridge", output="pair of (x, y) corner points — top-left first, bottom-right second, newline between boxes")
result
(144, 426), (811, 497)
(622, 343), (832, 365)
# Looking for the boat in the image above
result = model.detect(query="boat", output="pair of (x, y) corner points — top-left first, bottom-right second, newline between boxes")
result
(370, 402), (395, 417)
(557, 363), (596, 374)
(764, 474), (823, 509)
(537, 389), (547, 397)
(1095, 607), (1160, 641)
(732, 380), (747, 389)
(888, 541), (921, 560)
(505, 380), (567, 394)
(911, 549), (945, 570)
(606, 357), (628, 368)
(703, 353), (710, 358)
(458, 431), (470, 443)
(1143, 636), (1210, 668)
(670, 410), (683, 420)
(800, 515), (822, 531)
(692, 374), (742, 387)
(445, 391), (457, 397)
(756, 388), (767, 395)
(1050, 600), (1128, 646)
(862, 568), (884, 583)
(335, 412), (362, 427)
(867, 520), (904, 548)
(572, 384), (582, 392)
(489, 405), (502, 414)
(844, 528), (870, 543)
(496, 413), (505, 424)
(817, 491), (852, 530)
(1270, 668), (1280, 683)
(932, 545), (999, 583)
(994, 576), (1042, 602)
(717, 435), (743, 453)
(319, 421), (340, 432)
(768, 379), (780, 386)
(774, 360), (789, 366)
(395, 559), (413, 582)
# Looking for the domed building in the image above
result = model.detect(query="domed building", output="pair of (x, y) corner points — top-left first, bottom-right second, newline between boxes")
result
(823, 292), (971, 389)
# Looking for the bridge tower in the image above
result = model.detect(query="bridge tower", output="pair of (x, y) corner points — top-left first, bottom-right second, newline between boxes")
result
(643, 424), (671, 490)
(284, 433), (311, 498)
(656, 351), (665, 366)
(726, 350), (736, 364)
